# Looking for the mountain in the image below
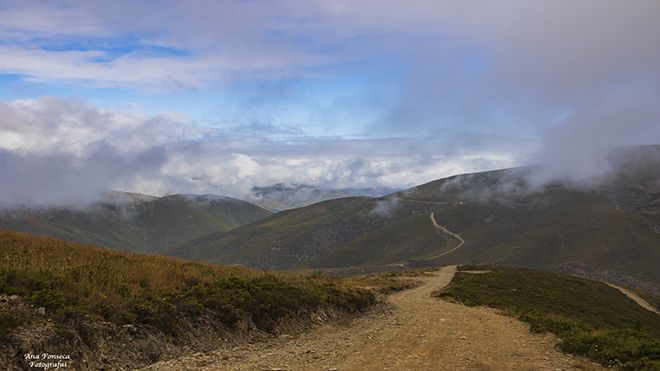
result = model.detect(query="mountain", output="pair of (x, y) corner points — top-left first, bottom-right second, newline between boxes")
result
(250, 183), (398, 211)
(170, 145), (660, 293)
(0, 193), (272, 253)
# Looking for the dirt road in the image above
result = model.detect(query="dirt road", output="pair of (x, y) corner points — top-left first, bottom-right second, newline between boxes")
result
(425, 212), (466, 259)
(145, 266), (598, 370)
(606, 283), (660, 316)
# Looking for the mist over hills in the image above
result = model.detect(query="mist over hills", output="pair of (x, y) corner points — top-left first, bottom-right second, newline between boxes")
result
(170, 145), (660, 293)
(1, 146), (658, 293)
(249, 183), (398, 211)
(0, 193), (271, 253)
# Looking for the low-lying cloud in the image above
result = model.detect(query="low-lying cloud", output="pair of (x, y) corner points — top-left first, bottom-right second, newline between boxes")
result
(0, 98), (522, 207)
(0, 95), (657, 208)
(531, 97), (660, 185)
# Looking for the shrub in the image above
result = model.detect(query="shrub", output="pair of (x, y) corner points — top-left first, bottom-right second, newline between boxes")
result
(0, 230), (377, 342)
(0, 306), (27, 343)
(441, 265), (660, 369)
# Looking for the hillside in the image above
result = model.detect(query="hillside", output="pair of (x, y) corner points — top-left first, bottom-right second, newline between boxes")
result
(250, 183), (397, 211)
(148, 265), (660, 370)
(170, 145), (660, 293)
(439, 265), (660, 369)
(0, 229), (375, 370)
(0, 193), (272, 253)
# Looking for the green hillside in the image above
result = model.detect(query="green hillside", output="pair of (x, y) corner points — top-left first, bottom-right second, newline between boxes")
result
(171, 196), (449, 269)
(170, 146), (660, 293)
(439, 265), (660, 369)
(0, 193), (272, 253)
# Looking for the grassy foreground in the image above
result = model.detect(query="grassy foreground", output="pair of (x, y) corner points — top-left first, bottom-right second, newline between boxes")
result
(0, 229), (376, 342)
(439, 265), (660, 370)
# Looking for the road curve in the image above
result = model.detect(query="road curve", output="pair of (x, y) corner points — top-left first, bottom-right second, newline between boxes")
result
(425, 212), (465, 259)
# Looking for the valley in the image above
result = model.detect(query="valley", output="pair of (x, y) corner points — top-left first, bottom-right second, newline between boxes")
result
(3, 3), (660, 369)
(168, 146), (660, 294)
(2, 147), (658, 296)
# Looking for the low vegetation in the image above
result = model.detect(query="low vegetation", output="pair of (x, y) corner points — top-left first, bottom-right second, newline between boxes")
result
(636, 289), (660, 312)
(342, 269), (435, 294)
(438, 265), (660, 370)
(0, 229), (376, 366)
(0, 193), (273, 254)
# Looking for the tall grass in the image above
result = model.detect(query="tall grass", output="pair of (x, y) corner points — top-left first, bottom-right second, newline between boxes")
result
(0, 229), (375, 337)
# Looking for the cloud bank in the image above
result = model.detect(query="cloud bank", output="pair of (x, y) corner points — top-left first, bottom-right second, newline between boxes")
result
(0, 1), (659, 205)
(0, 98), (522, 206)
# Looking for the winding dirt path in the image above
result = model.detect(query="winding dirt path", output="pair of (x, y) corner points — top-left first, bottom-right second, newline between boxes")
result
(606, 283), (660, 316)
(425, 212), (466, 259)
(145, 266), (598, 371)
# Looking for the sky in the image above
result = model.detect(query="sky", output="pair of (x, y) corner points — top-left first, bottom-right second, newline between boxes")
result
(1, 0), (660, 205)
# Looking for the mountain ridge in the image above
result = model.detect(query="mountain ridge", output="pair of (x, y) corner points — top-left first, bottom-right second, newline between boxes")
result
(169, 145), (660, 293)
(0, 192), (273, 253)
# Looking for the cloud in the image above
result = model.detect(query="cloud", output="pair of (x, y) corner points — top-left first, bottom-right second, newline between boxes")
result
(2, 1), (654, 93)
(1, 1), (659, 204)
(0, 98), (522, 206)
(0, 145), (167, 207)
(369, 197), (400, 218)
(531, 97), (660, 184)
(0, 1), (345, 89)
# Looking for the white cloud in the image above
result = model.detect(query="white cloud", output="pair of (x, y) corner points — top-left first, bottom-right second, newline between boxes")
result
(0, 98), (523, 206)
(2, 0), (655, 94)
(1, 1), (659, 205)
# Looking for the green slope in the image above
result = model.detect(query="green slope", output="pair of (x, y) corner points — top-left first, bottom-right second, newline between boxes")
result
(0, 193), (272, 253)
(170, 146), (660, 292)
(440, 265), (660, 369)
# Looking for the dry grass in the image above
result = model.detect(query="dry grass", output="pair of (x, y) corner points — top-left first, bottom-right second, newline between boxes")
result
(0, 229), (376, 337)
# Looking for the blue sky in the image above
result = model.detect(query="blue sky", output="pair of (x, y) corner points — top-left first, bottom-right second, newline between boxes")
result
(1, 0), (659, 204)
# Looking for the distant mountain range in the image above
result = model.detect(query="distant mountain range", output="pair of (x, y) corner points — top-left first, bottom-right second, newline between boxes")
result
(0, 183), (396, 253)
(2, 146), (659, 293)
(249, 183), (398, 211)
(170, 145), (660, 293)
(0, 193), (272, 253)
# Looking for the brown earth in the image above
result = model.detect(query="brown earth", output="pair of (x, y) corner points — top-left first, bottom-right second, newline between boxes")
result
(425, 212), (466, 260)
(144, 266), (602, 371)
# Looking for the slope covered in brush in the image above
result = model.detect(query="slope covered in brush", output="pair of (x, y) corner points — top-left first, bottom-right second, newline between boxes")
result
(170, 146), (660, 293)
(439, 265), (660, 369)
(0, 193), (272, 253)
(0, 229), (375, 369)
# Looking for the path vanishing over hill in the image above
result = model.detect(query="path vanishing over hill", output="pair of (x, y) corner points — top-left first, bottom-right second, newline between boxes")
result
(145, 266), (600, 370)
(425, 212), (466, 260)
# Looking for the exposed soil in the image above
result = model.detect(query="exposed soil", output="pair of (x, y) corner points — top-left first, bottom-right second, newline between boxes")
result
(144, 266), (602, 370)
(425, 212), (466, 259)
